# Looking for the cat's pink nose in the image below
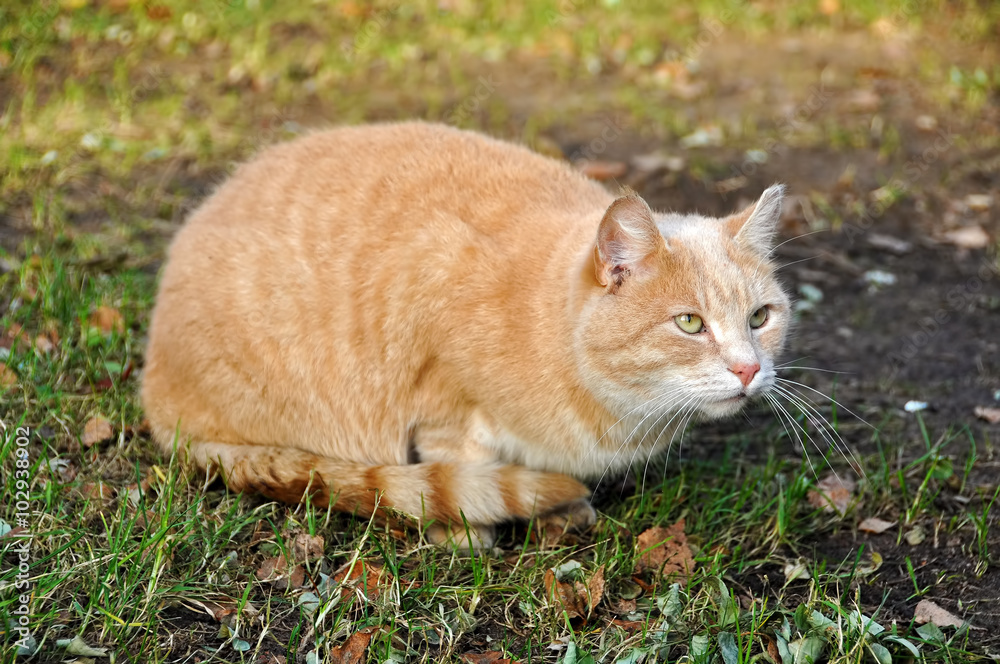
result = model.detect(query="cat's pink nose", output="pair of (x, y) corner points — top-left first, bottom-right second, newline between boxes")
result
(730, 362), (760, 388)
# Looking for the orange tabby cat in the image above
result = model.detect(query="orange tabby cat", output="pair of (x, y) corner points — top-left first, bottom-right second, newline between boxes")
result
(142, 122), (790, 547)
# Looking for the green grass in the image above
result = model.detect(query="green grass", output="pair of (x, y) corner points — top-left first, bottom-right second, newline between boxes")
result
(2, 1), (999, 661)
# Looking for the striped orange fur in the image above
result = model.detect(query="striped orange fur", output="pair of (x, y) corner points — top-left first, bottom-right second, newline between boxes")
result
(142, 122), (790, 547)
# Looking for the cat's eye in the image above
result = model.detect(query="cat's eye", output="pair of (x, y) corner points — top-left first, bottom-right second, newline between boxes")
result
(749, 306), (769, 329)
(675, 313), (704, 334)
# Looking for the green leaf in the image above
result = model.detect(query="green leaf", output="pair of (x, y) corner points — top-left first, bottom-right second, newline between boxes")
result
(775, 634), (792, 663)
(554, 560), (583, 581)
(790, 635), (825, 664)
(657, 583), (683, 620)
(690, 633), (710, 661)
(794, 604), (810, 632)
(563, 642), (596, 664)
(613, 647), (651, 664)
(916, 622), (946, 643)
(883, 634), (921, 657)
(780, 616), (793, 641)
(233, 639), (251, 652)
(868, 643), (891, 664)
(717, 631), (739, 664)
(807, 609), (836, 635)
(297, 591), (321, 616)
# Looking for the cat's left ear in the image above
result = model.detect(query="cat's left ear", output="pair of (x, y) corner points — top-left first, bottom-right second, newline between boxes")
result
(725, 184), (785, 254)
(595, 192), (663, 291)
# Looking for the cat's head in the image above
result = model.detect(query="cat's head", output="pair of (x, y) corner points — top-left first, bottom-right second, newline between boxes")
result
(577, 185), (791, 422)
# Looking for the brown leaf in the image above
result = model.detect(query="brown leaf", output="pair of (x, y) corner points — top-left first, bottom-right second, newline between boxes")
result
(807, 473), (856, 515)
(256, 554), (289, 581)
(587, 564), (605, 614)
(544, 568), (587, 620)
(914, 599), (964, 628)
(329, 628), (375, 664)
(145, 4), (171, 20)
(82, 416), (114, 447)
(974, 406), (1000, 424)
(292, 532), (325, 562)
(88, 306), (125, 335)
(610, 618), (645, 632)
(766, 634), (782, 664)
(577, 160), (628, 181)
(635, 519), (695, 580)
(77, 481), (114, 500)
(33, 334), (55, 353)
(858, 517), (895, 534)
(610, 598), (636, 615)
(461, 652), (513, 664)
(333, 560), (388, 601)
(0, 364), (17, 389)
(183, 598), (237, 627)
(4, 323), (27, 348)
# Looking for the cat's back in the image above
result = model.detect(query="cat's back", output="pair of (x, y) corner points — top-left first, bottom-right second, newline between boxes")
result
(183, 122), (609, 243)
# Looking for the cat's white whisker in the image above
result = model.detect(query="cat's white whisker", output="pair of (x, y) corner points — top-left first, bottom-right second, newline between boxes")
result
(774, 383), (870, 488)
(774, 380), (868, 480)
(765, 228), (830, 258)
(776, 377), (874, 429)
(637, 394), (704, 497)
(774, 366), (853, 376)
(596, 390), (698, 494)
(764, 392), (821, 482)
(776, 254), (824, 271)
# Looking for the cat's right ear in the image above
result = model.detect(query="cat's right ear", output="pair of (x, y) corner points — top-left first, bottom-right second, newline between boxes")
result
(594, 193), (663, 291)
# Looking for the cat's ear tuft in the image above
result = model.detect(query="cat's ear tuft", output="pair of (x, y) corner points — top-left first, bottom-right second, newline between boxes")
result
(726, 184), (785, 254)
(594, 192), (663, 291)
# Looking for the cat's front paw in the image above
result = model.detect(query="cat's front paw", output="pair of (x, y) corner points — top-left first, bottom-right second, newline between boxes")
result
(536, 498), (597, 536)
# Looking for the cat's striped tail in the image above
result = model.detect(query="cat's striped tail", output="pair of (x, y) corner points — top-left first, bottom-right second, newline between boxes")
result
(174, 440), (589, 526)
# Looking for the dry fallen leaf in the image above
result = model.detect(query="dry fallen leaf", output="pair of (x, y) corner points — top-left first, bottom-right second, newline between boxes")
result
(544, 568), (587, 620)
(77, 482), (114, 500)
(576, 160), (628, 181)
(256, 554), (288, 580)
(82, 417), (114, 447)
(88, 306), (125, 335)
(182, 598), (238, 627)
(293, 532), (325, 562)
(914, 599), (964, 628)
(635, 519), (696, 580)
(941, 225), (990, 250)
(0, 364), (17, 389)
(858, 517), (896, 534)
(461, 652), (513, 664)
(807, 473), (857, 515)
(587, 564), (605, 614)
(329, 628), (375, 664)
(610, 598), (636, 615)
(974, 406), (1000, 424)
(333, 560), (388, 601)
(33, 334), (55, 353)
